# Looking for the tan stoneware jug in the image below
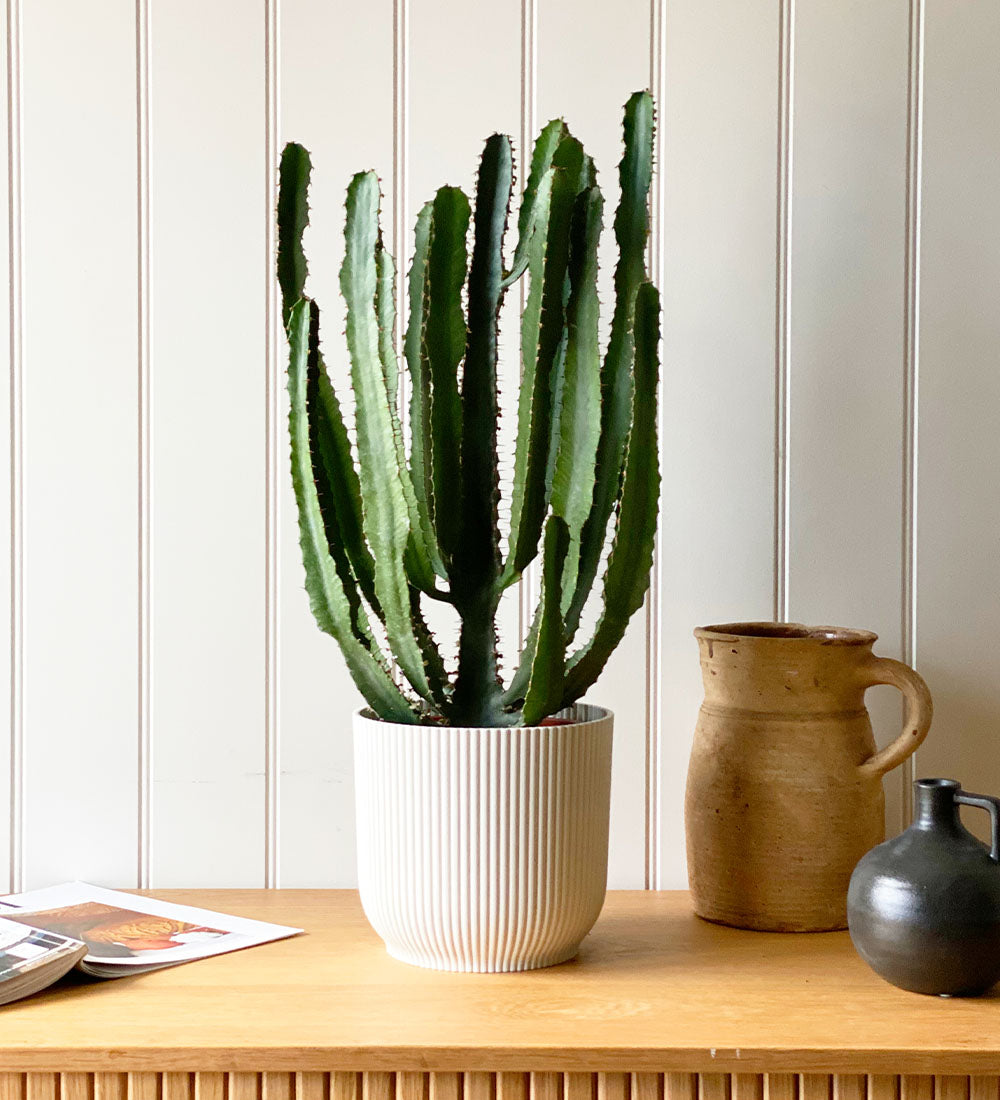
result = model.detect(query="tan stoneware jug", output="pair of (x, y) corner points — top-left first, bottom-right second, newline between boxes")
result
(685, 622), (933, 932)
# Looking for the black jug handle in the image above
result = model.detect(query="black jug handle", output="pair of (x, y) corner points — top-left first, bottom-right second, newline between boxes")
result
(955, 790), (1000, 861)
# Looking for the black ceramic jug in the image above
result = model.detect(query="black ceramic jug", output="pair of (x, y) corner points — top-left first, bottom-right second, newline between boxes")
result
(848, 778), (1000, 996)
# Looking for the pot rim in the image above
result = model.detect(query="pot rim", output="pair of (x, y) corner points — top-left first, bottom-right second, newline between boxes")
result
(353, 702), (613, 731)
(694, 621), (878, 646)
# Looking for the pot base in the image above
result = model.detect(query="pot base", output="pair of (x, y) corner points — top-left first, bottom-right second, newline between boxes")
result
(385, 941), (580, 973)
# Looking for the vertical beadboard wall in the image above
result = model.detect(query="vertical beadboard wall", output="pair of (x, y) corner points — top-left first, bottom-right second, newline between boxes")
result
(2, 0), (998, 890)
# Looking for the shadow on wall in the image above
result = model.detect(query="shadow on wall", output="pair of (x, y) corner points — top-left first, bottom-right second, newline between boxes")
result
(915, 663), (1000, 845)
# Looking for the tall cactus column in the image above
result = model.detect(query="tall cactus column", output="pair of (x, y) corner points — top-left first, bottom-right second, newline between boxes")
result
(277, 90), (659, 729)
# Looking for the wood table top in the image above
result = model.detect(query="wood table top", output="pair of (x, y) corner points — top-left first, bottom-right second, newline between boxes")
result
(0, 890), (997, 1073)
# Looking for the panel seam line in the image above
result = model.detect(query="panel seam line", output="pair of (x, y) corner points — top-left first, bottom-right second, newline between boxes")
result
(773, 0), (795, 624)
(6, 0), (24, 894)
(394, 0), (409, 475)
(390, 0), (408, 689)
(901, 0), (925, 830)
(518, 0), (537, 648)
(135, 0), (153, 890)
(645, 0), (667, 891)
(264, 0), (281, 888)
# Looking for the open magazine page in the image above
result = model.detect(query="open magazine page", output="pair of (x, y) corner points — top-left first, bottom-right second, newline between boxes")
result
(0, 882), (302, 977)
(0, 917), (87, 1004)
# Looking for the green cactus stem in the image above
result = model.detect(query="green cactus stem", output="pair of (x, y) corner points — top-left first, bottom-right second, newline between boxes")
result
(278, 90), (660, 727)
(286, 298), (415, 723)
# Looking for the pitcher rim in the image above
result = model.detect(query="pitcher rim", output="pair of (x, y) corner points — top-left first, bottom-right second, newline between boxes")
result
(695, 621), (878, 646)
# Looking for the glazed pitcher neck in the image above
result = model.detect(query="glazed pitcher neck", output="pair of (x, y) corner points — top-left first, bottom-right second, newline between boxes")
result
(914, 778), (962, 831)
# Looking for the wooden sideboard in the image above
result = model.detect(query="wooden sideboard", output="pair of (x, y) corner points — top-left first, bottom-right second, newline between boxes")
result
(0, 891), (998, 1100)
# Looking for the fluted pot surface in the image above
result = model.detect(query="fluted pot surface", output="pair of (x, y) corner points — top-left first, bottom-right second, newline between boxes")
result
(353, 704), (613, 971)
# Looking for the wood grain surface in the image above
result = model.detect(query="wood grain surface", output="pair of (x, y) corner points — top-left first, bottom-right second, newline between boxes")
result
(0, 891), (998, 1073)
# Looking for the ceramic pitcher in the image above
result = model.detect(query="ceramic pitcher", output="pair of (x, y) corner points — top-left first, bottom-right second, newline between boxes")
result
(685, 622), (933, 932)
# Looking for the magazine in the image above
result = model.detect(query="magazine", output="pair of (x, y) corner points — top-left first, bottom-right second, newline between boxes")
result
(0, 917), (88, 1005)
(0, 881), (302, 1003)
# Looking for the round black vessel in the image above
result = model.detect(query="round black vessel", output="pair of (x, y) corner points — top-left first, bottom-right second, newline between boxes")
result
(847, 778), (1000, 996)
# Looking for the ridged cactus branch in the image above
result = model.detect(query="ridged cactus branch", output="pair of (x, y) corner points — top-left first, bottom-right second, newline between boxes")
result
(502, 117), (566, 290)
(562, 281), (662, 706)
(382, 237), (451, 706)
(424, 186), (470, 569)
(503, 133), (593, 586)
(279, 91), (659, 728)
(501, 166), (555, 585)
(451, 134), (513, 728)
(375, 242), (442, 598)
(278, 143), (380, 630)
(521, 516), (570, 725)
(286, 299), (415, 723)
(409, 590), (451, 711)
(340, 171), (434, 701)
(277, 143), (311, 328)
(549, 183), (604, 603)
(403, 202), (445, 583)
(309, 362), (380, 624)
(565, 90), (655, 641)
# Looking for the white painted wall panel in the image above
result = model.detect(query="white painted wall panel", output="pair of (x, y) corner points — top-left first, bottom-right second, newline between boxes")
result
(3, 0), (1000, 890)
(0, 0), (15, 890)
(149, 0), (266, 885)
(277, 0), (393, 887)
(655, 0), (778, 888)
(20, 0), (139, 888)
(788, 0), (910, 835)
(409, 1), (520, 219)
(916, 0), (1000, 837)
(537, 0), (651, 889)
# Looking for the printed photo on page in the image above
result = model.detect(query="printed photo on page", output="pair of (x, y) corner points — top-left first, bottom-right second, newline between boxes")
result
(0, 882), (301, 974)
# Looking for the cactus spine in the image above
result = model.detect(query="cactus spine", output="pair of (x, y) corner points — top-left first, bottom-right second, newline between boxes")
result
(278, 91), (659, 728)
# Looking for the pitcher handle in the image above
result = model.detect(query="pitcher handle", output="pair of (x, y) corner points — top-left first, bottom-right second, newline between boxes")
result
(857, 657), (933, 780)
(955, 791), (1000, 861)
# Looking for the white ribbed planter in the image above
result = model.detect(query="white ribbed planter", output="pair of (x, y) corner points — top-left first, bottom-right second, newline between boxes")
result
(353, 703), (613, 972)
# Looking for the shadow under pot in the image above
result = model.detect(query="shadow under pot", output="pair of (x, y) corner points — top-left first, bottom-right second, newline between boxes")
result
(848, 778), (1000, 996)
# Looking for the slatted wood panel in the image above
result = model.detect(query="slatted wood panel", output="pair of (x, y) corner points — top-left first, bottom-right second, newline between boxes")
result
(598, 1078), (629, 1100)
(194, 1079), (223, 1100)
(331, 1079), (360, 1100)
(799, 1080), (829, 1100)
(901, 1080), (933, 1100)
(0, 1080), (998, 1100)
(765, 1079), (796, 1100)
(870, 1080), (900, 1100)
(94, 1081), (127, 1100)
(663, 1079), (695, 1100)
(161, 1077), (190, 1100)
